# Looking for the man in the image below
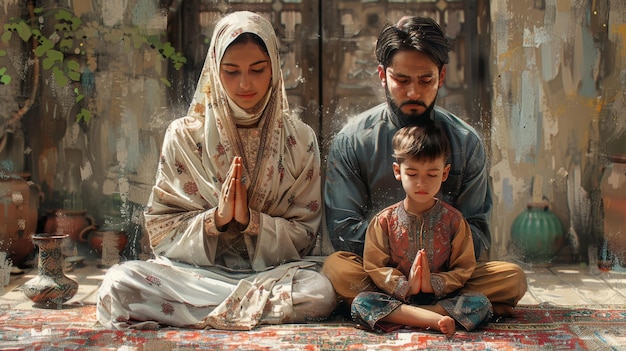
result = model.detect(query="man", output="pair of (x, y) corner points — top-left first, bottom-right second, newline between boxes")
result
(321, 16), (527, 317)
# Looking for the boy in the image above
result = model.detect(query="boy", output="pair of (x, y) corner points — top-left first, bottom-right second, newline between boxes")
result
(350, 124), (492, 336)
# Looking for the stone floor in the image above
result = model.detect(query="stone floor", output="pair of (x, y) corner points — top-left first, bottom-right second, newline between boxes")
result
(2, 257), (626, 310)
(0, 258), (107, 309)
(519, 263), (626, 305)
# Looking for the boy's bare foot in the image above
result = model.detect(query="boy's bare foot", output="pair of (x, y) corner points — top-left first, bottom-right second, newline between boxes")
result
(438, 316), (456, 337)
(492, 303), (514, 317)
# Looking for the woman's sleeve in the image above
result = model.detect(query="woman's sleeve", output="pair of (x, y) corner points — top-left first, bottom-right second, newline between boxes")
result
(144, 118), (218, 266)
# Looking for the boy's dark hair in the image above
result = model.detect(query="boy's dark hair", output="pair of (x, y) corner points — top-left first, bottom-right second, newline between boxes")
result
(392, 123), (451, 164)
(375, 16), (451, 71)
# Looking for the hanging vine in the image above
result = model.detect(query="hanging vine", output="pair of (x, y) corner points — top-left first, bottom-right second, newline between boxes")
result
(0, 4), (186, 127)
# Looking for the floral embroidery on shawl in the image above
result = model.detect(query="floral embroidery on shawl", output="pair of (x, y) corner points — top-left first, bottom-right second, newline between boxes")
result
(184, 181), (198, 195)
(306, 200), (320, 213)
(175, 161), (185, 174)
(278, 157), (285, 182)
(162, 302), (175, 316)
(193, 102), (204, 114)
(145, 275), (162, 287)
(216, 143), (225, 157)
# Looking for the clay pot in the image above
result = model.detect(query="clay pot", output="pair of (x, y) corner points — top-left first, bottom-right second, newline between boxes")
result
(87, 230), (128, 255)
(0, 172), (42, 266)
(22, 233), (78, 308)
(42, 209), (97, 244)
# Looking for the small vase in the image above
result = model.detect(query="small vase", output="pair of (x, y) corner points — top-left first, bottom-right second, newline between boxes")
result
(22, 233), (79, 308)
(510, 201), (565, 264)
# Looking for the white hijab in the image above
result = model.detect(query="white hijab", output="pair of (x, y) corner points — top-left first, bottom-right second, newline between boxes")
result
(146, 11), (322, 267)
(186, 11), (291, 213)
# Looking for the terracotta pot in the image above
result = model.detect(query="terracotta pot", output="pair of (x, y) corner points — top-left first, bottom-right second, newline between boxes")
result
(600, 154), (626, 262)
(22, 233), (78, 308)
(0, 172), (42, 266)
(42, 209), (97, 244)
(88, 230), (128, 255)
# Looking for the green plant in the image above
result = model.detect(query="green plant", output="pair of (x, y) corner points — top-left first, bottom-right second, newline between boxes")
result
(0, 6), (186, 123)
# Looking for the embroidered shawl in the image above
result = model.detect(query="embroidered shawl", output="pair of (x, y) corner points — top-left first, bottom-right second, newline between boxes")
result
(144, 11), (322, 271)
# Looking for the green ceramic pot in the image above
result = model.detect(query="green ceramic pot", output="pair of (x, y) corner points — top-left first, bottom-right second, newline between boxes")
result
(511, 201), (565, 263)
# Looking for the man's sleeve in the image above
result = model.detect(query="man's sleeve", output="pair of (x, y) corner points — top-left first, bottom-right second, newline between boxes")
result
(324, 133), (369, 256)
(455, 139), (492, 259)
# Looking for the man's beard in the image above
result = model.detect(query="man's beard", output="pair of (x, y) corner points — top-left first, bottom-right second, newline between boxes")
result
(386, 86), (436, 127)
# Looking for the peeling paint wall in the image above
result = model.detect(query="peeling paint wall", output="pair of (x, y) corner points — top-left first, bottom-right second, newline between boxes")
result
(0, 0), (171, 259)
(2, 0), (625, 264)
(490, 0), (626, 262)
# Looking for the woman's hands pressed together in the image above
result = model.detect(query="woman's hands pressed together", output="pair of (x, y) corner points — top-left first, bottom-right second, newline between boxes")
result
(216, 156), (250, 229)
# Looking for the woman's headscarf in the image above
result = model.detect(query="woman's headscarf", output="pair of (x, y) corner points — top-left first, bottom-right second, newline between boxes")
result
(186, 11), (291, 213)
(146, 11), (322, 266)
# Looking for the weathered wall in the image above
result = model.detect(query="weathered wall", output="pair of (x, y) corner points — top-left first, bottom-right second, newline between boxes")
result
(489, 0), (626, 262)
(2, 0), (625, 264)
(0, 0), (172, 259)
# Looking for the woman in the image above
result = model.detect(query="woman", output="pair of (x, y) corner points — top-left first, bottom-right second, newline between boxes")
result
(96, 11), (335, 330)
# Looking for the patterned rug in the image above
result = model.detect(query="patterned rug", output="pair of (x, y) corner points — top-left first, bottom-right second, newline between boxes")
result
(1, 304), (625, 350)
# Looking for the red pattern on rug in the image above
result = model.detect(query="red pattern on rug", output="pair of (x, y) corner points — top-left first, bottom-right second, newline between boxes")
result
(1, 304), (625, 350)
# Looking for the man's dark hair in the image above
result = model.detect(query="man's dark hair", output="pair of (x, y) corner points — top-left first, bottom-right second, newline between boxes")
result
(375, 16), (451, 71)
